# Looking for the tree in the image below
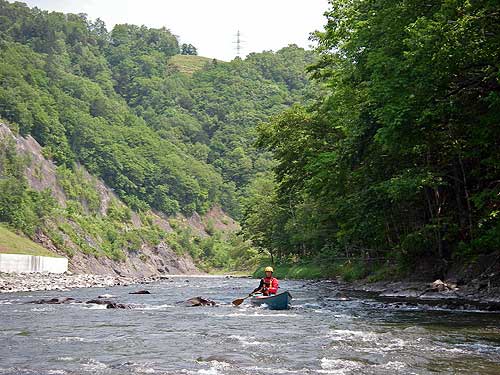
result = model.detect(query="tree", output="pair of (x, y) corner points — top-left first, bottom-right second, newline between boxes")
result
(181, 43), (197, 55)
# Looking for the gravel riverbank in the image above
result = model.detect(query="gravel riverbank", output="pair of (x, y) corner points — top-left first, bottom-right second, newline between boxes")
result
(0, 272), (165, 293)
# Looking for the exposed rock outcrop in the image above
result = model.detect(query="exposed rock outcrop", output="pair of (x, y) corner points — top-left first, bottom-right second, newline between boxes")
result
(1, 122), (231, 277)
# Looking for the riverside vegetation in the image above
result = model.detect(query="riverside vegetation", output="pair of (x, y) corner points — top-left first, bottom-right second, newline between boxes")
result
(248, 0), (500, 281)
(0, 0), (499, 282)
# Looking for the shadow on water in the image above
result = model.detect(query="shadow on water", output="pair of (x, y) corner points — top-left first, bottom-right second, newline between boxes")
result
(0, 277), (499, 374)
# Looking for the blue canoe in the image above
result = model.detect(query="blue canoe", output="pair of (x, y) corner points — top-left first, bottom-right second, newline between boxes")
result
(250, 291), (292, 310)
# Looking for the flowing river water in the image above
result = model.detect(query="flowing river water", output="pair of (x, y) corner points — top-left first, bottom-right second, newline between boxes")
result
(1, 276), (500, 374)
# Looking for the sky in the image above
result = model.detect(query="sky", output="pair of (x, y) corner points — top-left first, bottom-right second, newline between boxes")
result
(15, 0), (330, 61)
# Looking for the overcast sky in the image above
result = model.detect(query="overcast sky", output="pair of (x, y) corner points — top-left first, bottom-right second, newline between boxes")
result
(15, 0), (330, 61)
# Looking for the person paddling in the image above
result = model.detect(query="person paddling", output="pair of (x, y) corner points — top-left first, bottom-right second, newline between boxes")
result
(250, 266), (279, 296)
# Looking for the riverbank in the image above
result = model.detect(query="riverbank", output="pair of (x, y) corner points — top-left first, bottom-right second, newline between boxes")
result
(253, 255), (500, 311)
(336, 279), (500, 311)
(0, 272), (165, 293)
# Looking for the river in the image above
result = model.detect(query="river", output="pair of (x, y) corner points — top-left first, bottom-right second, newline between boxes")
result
(1, 276), (499, 374)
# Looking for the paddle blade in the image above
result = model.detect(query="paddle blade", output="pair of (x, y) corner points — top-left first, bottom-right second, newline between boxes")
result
(232, 298), (245, 306)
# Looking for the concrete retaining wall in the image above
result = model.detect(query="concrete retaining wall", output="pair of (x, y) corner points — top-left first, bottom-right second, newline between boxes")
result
(0, 254), (68, 273)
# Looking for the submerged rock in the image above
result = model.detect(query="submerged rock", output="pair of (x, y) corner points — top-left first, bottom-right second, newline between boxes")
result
(86, 299), (135, 309)
(98, 294), (116, 299)
(129, 290), (151, 295)
(106, 302), (132, 309)
(29, 297), (78, 304)
(86, 299), (114, 305)
(182, 296), (216, 307)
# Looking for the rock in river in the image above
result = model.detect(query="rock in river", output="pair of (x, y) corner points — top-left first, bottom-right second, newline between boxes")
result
(98, 294), (116, 299)
(29, 297), (78, 304)
(182, 296), (216, 307)
(129, 290), (151, 295)
(106, 302), (132, 309)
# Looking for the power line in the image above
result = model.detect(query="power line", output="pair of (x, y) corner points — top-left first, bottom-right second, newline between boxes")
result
(233, 30), (245, 58)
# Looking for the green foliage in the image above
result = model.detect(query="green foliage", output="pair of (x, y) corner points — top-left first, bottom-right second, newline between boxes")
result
(0, 0), (313, 223)
(164, 217), (261, 271)
(244, 0), (500, 278)
(0, 137), (55, 235)
(181, 43), (197, 56)
(252, 261), (324, 280)
(57, 166), (100, 213)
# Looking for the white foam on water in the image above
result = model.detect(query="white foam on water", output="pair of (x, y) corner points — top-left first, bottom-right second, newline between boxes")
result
(328, 329), (416, 355)
(82, 358), (108, 371)
(85, 304), (107, 310)
(31, 307), (54, 312)
(303, 303), (322, 309)
(196, 360), (231, 375)
(377, 361), (406, 371)
(319, 358), (363, 374)
(402, 326), (427, 334)
(138, 304), (174, 310)
(379, 338), (408, 352)
(244, 366), (311, 374)
(228, 334), (261, 346)
(211, 312), (298, 318)
(433, 346), (466, 354)
(135, 366), (156, 374)
(455, 342), (500, 354)
(197, 369), (219, 375)
(56, 357), (75, 362)
(328, 329), (378, 342)
(47, 336), (90, 343)
(47, 370), (66, 375)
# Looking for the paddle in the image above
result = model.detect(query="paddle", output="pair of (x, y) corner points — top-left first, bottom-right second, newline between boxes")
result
(232, 292), (261, 306)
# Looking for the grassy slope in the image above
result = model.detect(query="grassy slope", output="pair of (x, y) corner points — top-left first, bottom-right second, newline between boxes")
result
(0, 225), (62, 257)
(169, 55), (216, 75)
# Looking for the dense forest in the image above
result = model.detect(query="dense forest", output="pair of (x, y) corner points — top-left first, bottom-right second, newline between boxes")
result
(1, 0), (499, 278)
(0, 1), (315, 269)
(0, 0), (314, 217)
(244, 0), (500, 279)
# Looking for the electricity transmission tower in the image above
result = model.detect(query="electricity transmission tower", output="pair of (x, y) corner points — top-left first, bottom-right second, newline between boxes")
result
(233, 30), (245, 58)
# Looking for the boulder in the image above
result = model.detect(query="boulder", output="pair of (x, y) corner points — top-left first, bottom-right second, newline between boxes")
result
(430, 279), (458, 292)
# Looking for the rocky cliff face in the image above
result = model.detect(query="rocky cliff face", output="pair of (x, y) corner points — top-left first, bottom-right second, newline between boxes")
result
(0, 122), (236, 276)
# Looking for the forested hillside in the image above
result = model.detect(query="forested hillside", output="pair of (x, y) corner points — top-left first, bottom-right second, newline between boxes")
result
(0, 0), (314, 271)
(0, 0), (314, 216)
(2, 0), (497, 280)
(245, 0), (500, 279)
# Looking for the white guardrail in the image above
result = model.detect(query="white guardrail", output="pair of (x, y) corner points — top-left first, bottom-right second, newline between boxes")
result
(0, 254), (68, 273)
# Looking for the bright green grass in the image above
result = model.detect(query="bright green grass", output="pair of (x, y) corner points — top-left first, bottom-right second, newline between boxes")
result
(251, 258), (391, 281)
(169, 55), (217, 75)
(252, 260), (325, 280)
(0, 225), (62, 257)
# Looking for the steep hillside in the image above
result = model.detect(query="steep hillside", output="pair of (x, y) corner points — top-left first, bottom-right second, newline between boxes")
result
(0, 0), (314, 219)
(0, 122), (240, 275)
(0, 0), (313, 273)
